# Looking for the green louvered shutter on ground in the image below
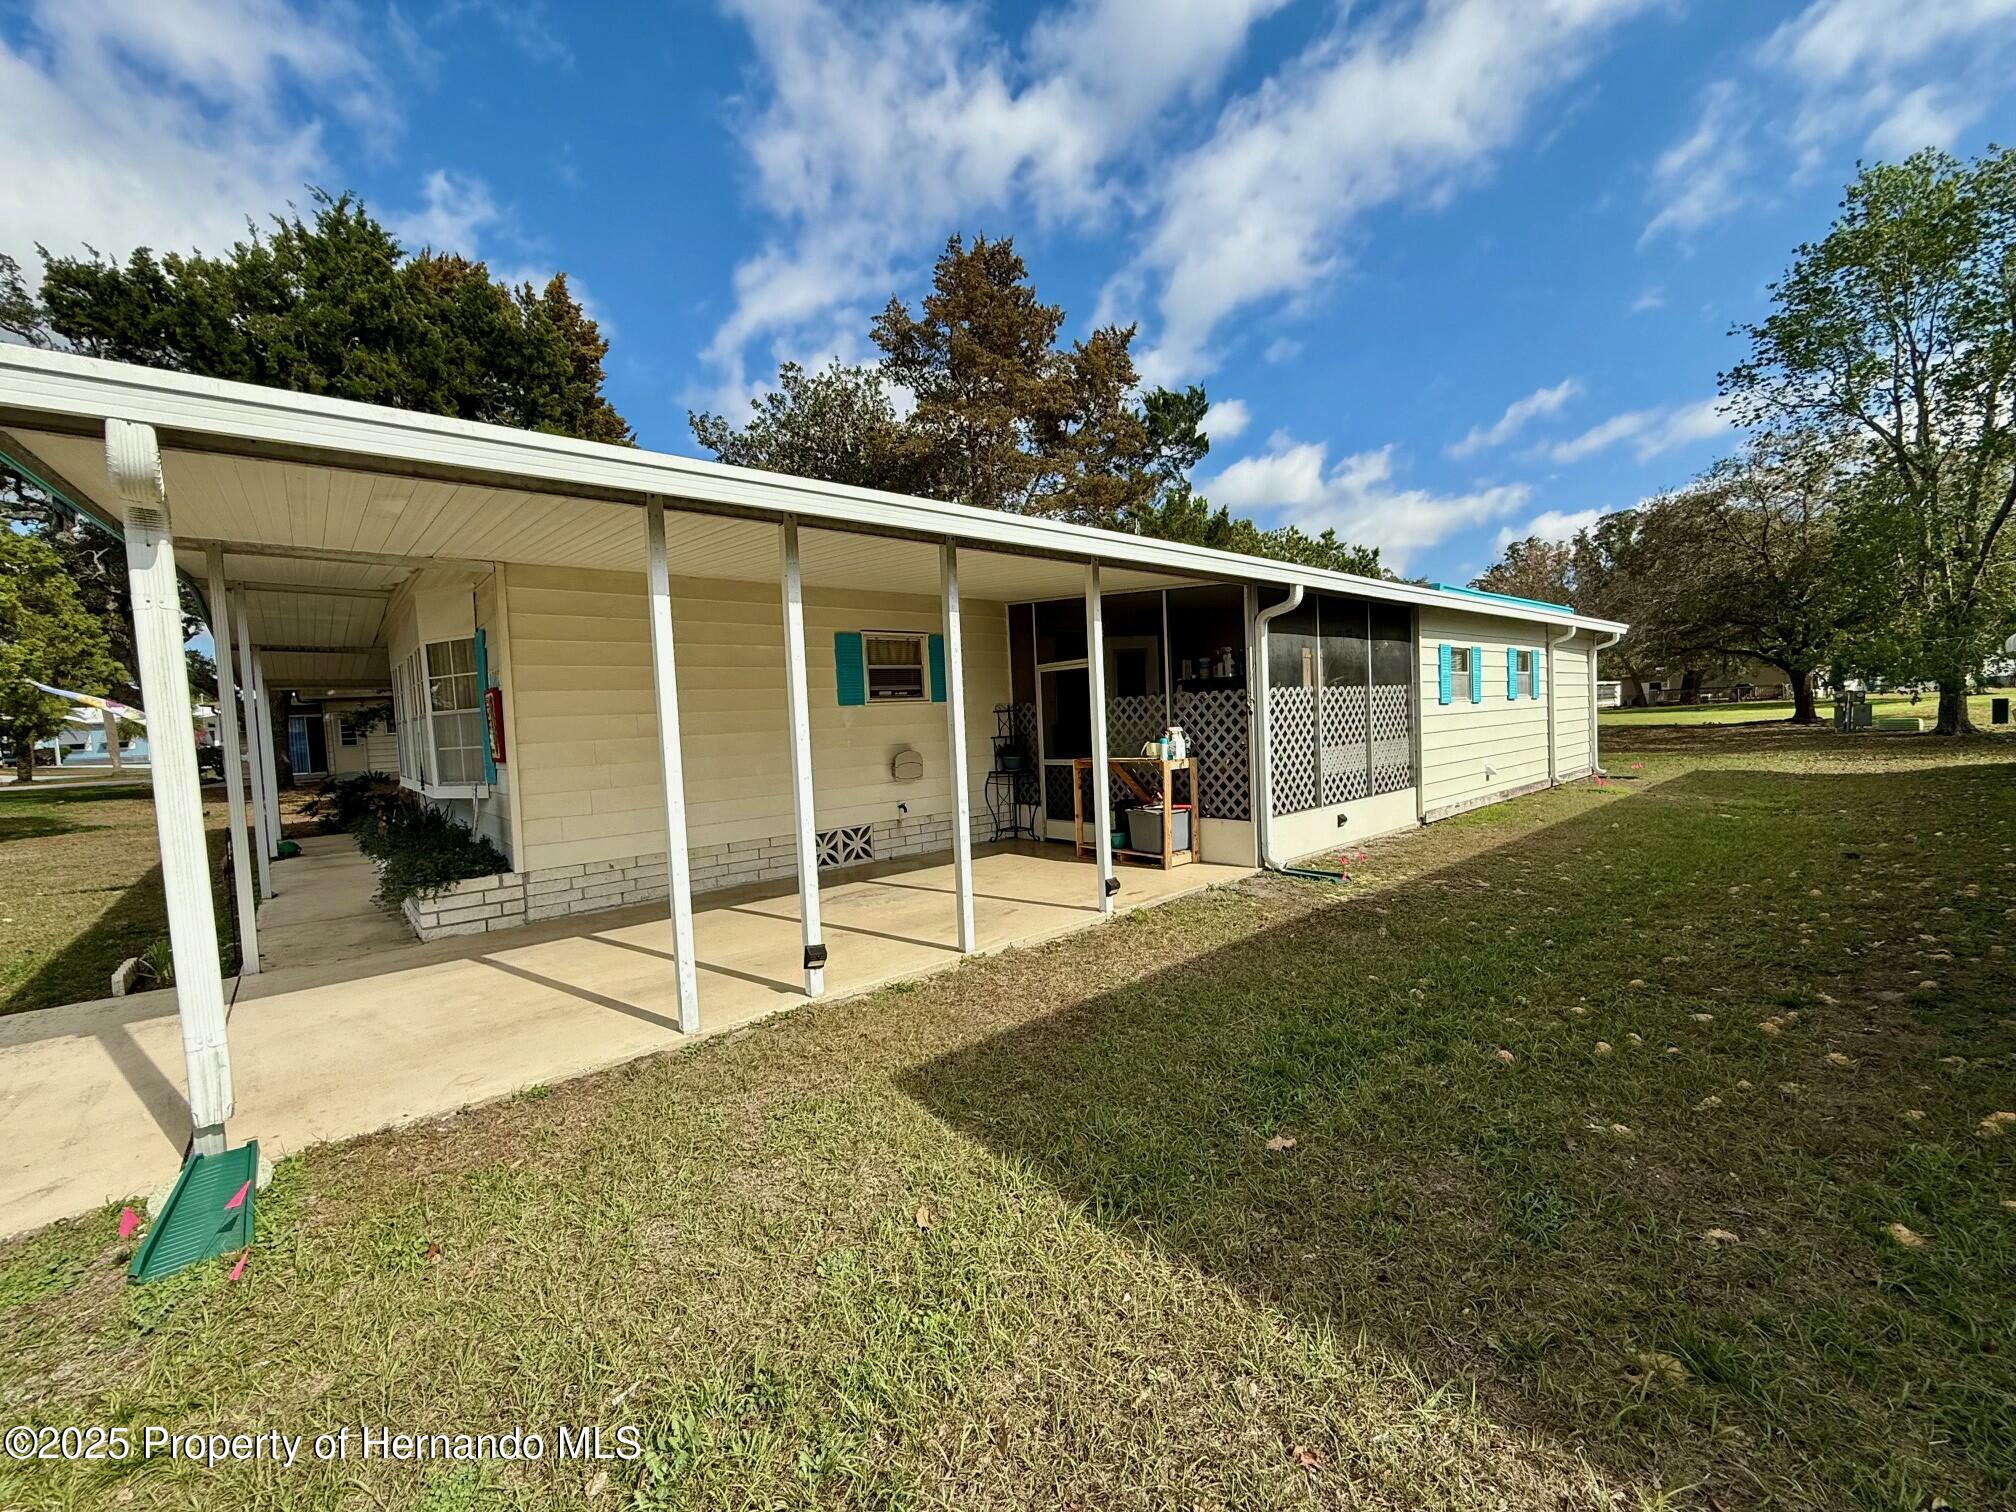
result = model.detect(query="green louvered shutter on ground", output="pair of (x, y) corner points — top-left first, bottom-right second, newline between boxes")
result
(834, 632), (865, 706)
(928, 634), (947, 701)
(1532, 650), (1544, 699)
(1470, 646), (1484, 703)
(1437, 643), (1453, 704)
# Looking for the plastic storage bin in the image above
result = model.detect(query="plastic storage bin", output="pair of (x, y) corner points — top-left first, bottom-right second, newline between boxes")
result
(1126, 804), (1191, 853)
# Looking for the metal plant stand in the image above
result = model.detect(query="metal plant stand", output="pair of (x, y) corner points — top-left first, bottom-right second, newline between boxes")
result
(986, 704), (1038, 843)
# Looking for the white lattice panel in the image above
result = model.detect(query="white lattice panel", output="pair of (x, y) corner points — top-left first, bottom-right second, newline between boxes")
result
(1320, 684), (1370, 804)
(1370, 683), (1413, 794)
(1173, 686), (1250, 820)
(1106, 693), (1165, 757)
(1269, 686), (1319, 815)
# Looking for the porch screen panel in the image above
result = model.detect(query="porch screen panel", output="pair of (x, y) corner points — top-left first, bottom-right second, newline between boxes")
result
(1007, 604), (1039, 806)
(1368, 602), (1414, 793)
(1317, 595), (1370, 805)
(1102, 590), (1167, 765)
(1167, 585), (1250, 821)
(1264, 592), (1320, 815)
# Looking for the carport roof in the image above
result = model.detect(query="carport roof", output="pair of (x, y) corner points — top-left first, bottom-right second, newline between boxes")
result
(0, 345), (1630, 650)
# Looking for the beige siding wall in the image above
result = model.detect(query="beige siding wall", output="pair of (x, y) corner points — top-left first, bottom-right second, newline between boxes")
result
(1551, 631), (1593, 778)
(1418, 607), (1554, 818)
(505, 564), (1010, 874)
(324, 702), (398, 776)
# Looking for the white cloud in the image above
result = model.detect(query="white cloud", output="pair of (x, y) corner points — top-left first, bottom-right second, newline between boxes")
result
(1497, 506), (1602, 547)
(1131, 0), (1655, 381)
(1263, 336), (1303, 365)
(1448, 377), (1581, 458)
(705, 0), (1286, 408)
(394, 170), (500, 255)
(1641, 81), (1750, 243)
(1630, 286), (1666, 313)
(1201, 398), (1251, 443)
(1862, 83), (1977, 157)
(1641, 0), (2016, 241)
(1549, 397), (1730, 463)
(0, 0), (381, 262)
(1205, 432), (1530, 570)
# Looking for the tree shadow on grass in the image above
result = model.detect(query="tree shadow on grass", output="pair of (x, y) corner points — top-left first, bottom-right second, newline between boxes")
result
(900, 761), (2015, 1509)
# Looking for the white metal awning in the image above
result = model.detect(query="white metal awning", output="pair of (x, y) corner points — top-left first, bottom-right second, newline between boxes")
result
(0, 345), (1629, 646)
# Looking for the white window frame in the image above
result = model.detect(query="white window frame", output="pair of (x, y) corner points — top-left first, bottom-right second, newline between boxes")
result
(392, 640), (487, 799)
(863, 630), (928, 703)
(1449, 647), (1473, 676)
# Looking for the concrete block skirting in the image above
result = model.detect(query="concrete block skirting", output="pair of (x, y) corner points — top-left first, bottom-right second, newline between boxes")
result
(401, 812), (991, 941)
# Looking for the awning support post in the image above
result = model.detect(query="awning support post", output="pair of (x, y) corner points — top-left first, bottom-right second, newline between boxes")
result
(106, 419), (233, 1156)
(644, 497), (702, 1033)
(232, 598), (275, 899)
(252, 654), (281, 850)
(206, 557), (259, 973)
(941, 541), (975, 952)
(778, 517), (826, 995)
(1085, 561), (1114, 913)
(102, 708), (122, 771)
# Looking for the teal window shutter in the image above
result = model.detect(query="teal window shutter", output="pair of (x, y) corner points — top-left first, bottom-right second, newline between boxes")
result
(1507, 650), (1519, 700)
(1437, 643), (1452, 704)
(928, 633), (947, 702)
(474, 628), (497, 784)
(834, 632), (865, 706)
(1532, 649), (1544, 699)
(1470, 646), (1483, 703)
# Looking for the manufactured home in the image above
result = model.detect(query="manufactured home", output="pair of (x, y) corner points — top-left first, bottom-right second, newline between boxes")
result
(0, 346), (1623, 1173)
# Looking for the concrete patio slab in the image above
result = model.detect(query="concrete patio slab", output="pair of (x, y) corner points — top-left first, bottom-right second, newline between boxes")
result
(0, 843), (1247, 1237)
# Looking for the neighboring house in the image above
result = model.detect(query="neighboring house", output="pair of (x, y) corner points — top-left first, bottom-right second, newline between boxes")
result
(1621, 663), (1796, 706)
(0, 345), (1628, 1076)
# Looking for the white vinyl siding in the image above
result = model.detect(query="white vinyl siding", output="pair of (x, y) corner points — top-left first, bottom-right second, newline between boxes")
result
(1551, 632), (1593, 778)
(1418, 608), (1551, 817)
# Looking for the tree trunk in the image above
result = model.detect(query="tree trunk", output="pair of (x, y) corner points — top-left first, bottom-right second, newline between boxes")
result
(1934, 680), (1975, 735)
(13, 747), (34, 783)
(1789, 671), (1819, 725)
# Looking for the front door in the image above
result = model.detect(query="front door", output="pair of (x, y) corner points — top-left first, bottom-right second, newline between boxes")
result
(287, 715), (329, 777)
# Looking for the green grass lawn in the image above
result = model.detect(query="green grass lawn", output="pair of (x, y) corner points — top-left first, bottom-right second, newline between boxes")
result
(3, 730), (2012, 1510)
(1601, 691), (2011, 729)
(0, 784), (235, 1013)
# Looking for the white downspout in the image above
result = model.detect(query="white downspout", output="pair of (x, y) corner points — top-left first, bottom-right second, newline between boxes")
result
(1546, 623), (1577, 785)
(1590, 630), (1623, 776)
(1251, 583), (1305, 870)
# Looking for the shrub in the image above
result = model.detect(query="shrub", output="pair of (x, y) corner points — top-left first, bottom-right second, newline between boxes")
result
(305, 771), (401, 833)
(352, 797), (509, 912)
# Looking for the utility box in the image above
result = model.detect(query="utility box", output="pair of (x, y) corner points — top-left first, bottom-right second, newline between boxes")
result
(1995, 696), (2010, 726)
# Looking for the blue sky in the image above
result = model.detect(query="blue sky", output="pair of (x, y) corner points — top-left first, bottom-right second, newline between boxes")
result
(5, 1), (2016, 583)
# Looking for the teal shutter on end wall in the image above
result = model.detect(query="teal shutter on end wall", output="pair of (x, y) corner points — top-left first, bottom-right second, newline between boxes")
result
(1532, 650), (1544, 699)
(834, 631), (866, 706)
(1470, 646), (1484, 704)
(474, 628), (497, 785)
(1437, 643), (1453, 704)
(928, 633), (947, 702)
(1507, 651), (1520, 700)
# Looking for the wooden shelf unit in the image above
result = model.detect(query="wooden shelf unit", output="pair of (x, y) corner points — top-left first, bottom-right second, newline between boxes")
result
(1070, 755), (1202, 870)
